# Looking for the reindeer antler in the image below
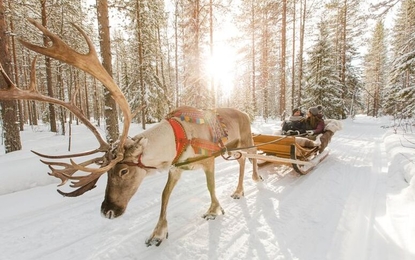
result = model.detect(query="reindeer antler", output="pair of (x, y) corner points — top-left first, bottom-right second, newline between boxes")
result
(0, 19), (132, 196)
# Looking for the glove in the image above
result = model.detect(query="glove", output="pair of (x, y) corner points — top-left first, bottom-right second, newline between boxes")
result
(306, 130), (314, 135)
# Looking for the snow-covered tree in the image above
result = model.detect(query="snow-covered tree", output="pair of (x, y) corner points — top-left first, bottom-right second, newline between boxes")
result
(386, 0), (415, 117)
(304, 19), (343, 119)
(325, 0), (365, 118)
(363, 20), (388, 117)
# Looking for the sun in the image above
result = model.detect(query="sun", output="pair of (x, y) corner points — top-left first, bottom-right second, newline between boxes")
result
(206, 42), (237, 98)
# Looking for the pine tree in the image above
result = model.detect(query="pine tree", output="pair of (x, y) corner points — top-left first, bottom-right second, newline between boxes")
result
(179, 0), (212, 108)
(387, 0), (415, 117)
(112, 0), (170, 124)
(304, 19), (343, 119)
(363, 20), (388, 117)
(233, 0), (281, 119)
(325, 0), (365, 118)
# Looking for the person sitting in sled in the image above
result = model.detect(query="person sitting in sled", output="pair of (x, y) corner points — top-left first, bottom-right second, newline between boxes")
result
(306, 105), (339, 153)
(305, 106), (325, 136)
(281, 108), (306, 135)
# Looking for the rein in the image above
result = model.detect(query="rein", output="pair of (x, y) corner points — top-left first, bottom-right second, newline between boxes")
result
(174, 135), (294, 167)
(122, 154), (157, 169)
(124, 112), (293, 169)
(123, 133), (293, 169)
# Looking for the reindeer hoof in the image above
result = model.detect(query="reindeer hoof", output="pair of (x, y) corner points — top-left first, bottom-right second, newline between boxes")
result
(145, 238), (162, 247)
(231, 191), (244, 199)
(202, 207), (224, 220)
(145, 232), (168, 247)
(203, 214), (216, 220)
(252, 173), (263, 182)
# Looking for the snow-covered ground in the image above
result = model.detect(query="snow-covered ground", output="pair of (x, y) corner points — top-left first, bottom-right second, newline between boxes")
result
(1, 115), (414, 260)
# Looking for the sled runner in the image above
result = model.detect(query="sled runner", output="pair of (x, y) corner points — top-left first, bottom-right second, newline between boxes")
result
(237, 134), (329, 175)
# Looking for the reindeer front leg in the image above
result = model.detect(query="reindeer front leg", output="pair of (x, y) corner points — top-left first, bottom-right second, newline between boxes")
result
(202, 158), (225, 219)
(145, 167), (182, 247)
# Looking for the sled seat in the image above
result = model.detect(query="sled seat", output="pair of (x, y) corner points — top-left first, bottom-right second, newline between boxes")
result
(252, 134), (318, 161)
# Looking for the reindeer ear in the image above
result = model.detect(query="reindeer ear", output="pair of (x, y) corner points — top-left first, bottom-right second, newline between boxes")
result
(134, 137), (148, 149)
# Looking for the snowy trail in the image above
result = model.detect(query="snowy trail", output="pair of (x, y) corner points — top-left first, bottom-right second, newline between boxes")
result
(1, 117), (415, 260)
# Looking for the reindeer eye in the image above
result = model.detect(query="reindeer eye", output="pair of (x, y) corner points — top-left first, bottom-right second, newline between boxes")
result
(120, 168), (129, 176)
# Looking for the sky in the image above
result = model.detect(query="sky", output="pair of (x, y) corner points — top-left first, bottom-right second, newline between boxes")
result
(1, 114), (414, 259)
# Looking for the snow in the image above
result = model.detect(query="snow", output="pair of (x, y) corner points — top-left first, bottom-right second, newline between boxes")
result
(1, 115), (414, 260)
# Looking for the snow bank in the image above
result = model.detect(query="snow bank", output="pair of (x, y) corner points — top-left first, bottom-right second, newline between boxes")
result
(383, 129), (415, 191)
(0, 124), (102, 195)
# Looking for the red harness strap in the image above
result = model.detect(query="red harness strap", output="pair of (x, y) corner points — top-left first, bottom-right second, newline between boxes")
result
(190, 138), (222, 155)
(168, 118), (189, 164)
(123, 154), (157, 169)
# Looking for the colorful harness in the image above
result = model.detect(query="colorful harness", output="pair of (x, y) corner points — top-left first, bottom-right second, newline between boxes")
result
(126, 108), (228, 168)
(166, 108), (228, 164)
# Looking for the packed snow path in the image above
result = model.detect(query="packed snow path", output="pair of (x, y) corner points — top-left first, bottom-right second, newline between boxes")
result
(1, 116), (414, 260)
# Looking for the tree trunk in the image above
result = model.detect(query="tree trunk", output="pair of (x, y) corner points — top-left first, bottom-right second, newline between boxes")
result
(40, 0), (57, 132)
(251, 0), (256, 114)
(174, 0), (179, 107)
(56, 65), (66, 135)
(194, 0), (202, 107)
(83, 72), (90, 120)
(280, 0), (287, 117)
(0, 0), (22, 153)
(96, 0), (119, 142)
(93, 77), (101, 127)
(136, 0), (146, 129)
(291, 0), (296, 110)
(209, 0), (215, 107)
(260, 11), (269, 119)
(341, 0), (347, 87)
(297, 0), (306, 107)
(7, 0), (24, 130)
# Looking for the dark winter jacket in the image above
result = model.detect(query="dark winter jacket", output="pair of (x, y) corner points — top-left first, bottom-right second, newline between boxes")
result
(281, 116), (306, 134)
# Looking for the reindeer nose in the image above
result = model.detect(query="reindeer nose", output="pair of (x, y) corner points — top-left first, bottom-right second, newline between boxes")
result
(101, 200), (125, 219)
(104, 210), (115, 219)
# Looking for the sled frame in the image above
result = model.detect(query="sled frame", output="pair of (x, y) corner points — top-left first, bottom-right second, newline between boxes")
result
(237, 134), (328, 174)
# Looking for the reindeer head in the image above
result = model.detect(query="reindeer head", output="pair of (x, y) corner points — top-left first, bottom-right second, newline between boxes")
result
(101, 137), (150, 219)
(0, 19), (144, 212)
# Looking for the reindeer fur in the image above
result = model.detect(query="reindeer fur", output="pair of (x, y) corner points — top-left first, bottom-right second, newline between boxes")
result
(100, 107), (260, 246)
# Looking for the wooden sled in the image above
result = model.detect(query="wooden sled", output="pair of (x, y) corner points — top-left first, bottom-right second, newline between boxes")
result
(238, 134), (329, 175)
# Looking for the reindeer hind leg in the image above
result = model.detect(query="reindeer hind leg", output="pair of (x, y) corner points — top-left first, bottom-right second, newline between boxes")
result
(231, 155), (247, 199)
(231, 144), (263, 199)
(248, 146), (261, 182)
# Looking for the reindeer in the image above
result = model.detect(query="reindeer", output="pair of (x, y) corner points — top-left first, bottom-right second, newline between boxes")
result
(0, 19), (260, 246)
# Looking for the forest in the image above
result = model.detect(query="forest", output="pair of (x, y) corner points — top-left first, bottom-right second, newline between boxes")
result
(0, 0), (414, 154)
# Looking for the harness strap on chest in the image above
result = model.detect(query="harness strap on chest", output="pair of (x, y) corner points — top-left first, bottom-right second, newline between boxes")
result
(168, 118), (189, 164)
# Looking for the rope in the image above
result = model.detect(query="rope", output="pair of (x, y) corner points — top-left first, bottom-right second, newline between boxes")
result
(173, 135), (295, 167)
